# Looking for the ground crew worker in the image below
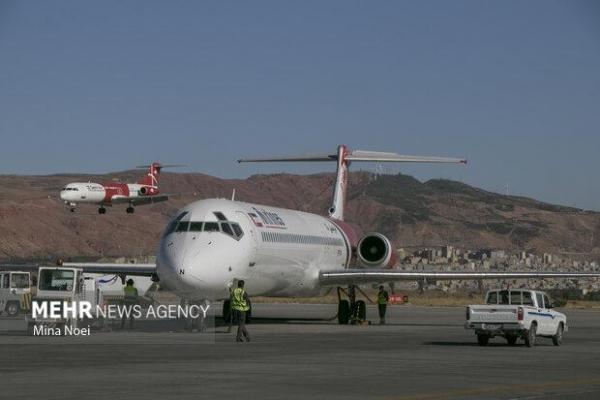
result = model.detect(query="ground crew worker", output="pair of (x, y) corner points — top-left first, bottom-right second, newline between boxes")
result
(377, 285), (389, 325)
(231, 280), (250, 342)
(121, 278), (138, 330)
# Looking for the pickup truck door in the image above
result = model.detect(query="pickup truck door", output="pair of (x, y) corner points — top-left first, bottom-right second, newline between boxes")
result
(543, 294), (560, 335)
(533, 292), (553, 335)
(532, 292), (547, 334)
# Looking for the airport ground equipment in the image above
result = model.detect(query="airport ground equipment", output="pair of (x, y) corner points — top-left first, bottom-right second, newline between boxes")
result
(0, 271), (33, 316)
(465, 289), (567, 347)
(25, 266), (86, 335)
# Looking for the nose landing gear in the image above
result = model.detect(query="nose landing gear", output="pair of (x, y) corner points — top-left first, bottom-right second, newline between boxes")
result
(98, 206), (107, 214)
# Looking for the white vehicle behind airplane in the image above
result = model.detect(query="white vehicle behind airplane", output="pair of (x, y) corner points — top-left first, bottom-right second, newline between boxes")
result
(5, 145), (600, 325)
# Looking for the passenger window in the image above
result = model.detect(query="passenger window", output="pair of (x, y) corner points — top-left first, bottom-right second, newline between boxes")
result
(221, 223), (234, 236)
(189, 222), (203, 232)
(175, 221), (190, 232)
(486, 292), (498, 304)
(499, 290), (510, 305)
(510, 291), (522, 305)
(523, 292), (534, 306)
(232, 223), (243, 238)
(204, 222), (219, 232)
(1, 274), (8, 289)
(535, 293), (544, 308)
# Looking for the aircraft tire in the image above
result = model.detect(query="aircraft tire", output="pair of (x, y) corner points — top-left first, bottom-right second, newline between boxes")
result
(338, 300), (350, 324)
(354, 300), (366, 322)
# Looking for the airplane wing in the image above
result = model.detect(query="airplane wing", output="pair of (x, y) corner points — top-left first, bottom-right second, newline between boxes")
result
(111, 195), (170, 206)
(0, 262), (156, 276)
(319, 269), (600, 285)
(61, 262), (156, 276)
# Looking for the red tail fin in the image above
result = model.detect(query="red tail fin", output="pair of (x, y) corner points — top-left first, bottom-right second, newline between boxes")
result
(138, 162), (161, 188)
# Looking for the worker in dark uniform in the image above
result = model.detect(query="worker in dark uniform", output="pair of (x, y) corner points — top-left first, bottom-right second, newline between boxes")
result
(377, 285), (389, 325)
(231, 280), (250, 342)
(121, 278), (138, 330)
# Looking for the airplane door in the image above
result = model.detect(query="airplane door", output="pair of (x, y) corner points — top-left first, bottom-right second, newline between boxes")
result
(236, 211), (258, 268)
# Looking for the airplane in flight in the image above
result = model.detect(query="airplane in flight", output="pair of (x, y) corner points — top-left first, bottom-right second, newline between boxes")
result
(5, 145), (600, 324)
(59, 162), (181, 214)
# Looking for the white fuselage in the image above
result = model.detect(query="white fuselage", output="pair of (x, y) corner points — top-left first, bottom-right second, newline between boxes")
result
(156, 198), (351, 301)
(60, 182), (148, 205)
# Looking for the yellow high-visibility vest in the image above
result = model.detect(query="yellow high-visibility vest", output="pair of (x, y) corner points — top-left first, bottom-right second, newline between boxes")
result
(378, 291), (388, 305)
(123, 285), (138, 302)
(232, 287), (249, 312)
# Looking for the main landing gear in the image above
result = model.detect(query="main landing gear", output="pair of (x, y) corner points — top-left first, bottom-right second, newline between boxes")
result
(98, 207), (107, 214)
(126, 206), (135, 214)
(336, 285), (369, 325)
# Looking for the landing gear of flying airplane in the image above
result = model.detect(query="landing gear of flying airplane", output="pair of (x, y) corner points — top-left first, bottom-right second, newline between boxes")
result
(98, 207), (106, 214)
(337, 285), (369, 325)
(126, 206), (135, 214)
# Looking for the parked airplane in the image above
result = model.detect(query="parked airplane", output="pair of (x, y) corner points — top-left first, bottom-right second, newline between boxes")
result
(59, 162), (182, 214)
(5, 145), (600, 324)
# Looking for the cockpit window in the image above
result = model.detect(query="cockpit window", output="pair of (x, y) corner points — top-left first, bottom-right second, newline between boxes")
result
(189, 222), (203, 232)
(204, 222), (220, 232)
(164, 211), (189, 236)
(175, 221), (190, 232)
(221, 223), (234, 236)
(213, 212), (227, 221)
(231, 223), (243, 238)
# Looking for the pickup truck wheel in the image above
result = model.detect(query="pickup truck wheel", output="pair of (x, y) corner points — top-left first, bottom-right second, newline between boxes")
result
(506, 335), (518, 346)
(552, 323), (564, 346)
(525, 323), (537, 347)
(477, 334), (489, 346)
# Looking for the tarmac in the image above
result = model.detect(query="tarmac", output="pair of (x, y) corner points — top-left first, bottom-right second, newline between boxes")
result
(2, 303), (600, 400)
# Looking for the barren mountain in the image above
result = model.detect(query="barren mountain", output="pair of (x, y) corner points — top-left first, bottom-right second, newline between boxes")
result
(1, 170), (599, 261)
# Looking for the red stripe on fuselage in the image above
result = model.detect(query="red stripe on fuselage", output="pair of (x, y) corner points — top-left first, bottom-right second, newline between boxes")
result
(101, 182), (130, 203)
(329, 218), (361, 268)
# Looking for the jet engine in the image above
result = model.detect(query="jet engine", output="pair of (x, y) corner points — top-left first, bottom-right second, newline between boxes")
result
(357, 233), (396, 268)
(139, 187), (149, 195)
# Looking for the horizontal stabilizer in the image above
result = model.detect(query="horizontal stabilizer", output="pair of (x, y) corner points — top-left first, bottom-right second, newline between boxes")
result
(347, 150), (466, 164)
(238, 153), (336, 163)
(238, 150), (466, 164)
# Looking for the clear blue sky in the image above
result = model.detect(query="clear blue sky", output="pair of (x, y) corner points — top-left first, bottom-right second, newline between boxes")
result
(1, 1), (599, 209)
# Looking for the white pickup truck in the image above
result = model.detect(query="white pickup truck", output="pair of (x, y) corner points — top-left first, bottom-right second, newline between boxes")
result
(465, 289), (566, 347)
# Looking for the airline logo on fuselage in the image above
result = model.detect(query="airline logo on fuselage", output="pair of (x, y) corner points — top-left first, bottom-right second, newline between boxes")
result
(249, 207), (286, 229)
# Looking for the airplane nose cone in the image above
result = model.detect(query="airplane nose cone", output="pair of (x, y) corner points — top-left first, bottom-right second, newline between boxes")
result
(157, 235), (233, 300)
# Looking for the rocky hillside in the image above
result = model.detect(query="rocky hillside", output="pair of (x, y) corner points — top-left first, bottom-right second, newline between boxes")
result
(0, 170), (599, 261)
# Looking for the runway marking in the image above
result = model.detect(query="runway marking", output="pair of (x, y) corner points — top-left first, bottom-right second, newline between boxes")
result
(389, 378), (600, 400)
